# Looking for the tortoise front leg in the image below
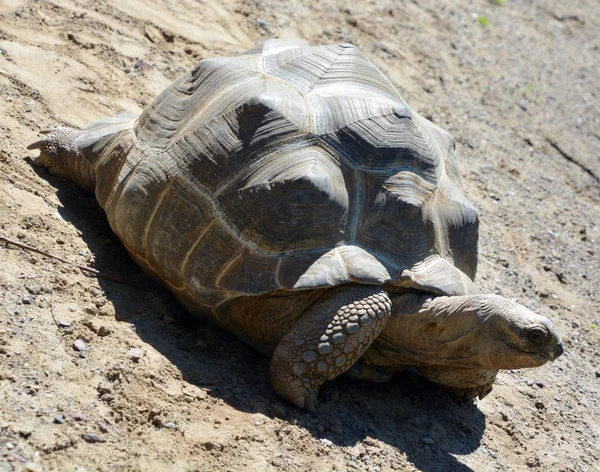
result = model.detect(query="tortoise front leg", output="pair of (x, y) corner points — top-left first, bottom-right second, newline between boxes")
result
(270, 284), (391, 411)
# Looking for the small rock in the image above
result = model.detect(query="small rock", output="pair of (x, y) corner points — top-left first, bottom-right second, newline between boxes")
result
(534, 401), (545, 410)
(203, 441), (222, 451)
(97, 382), (112, 395)
(421, 436), (435, 445)
(6, 442), (15, 449)
(54, 414), (66, 424)
(535, 381), (546, 388)
(97, 421), (110, 433)
(26, 284), (43, 295)
(98, 304), (115, 317)
(97, 326), (111, 337)
(133, 59), (151, 71)
(9, 452), (27, 463)
(90, 287), (102, 297)
(165, 422), (177, 429)
(144, 25), (163, 43)
(82, 433), (106, 443)
(73, 339), (87, 352)
(73, 413), (88, 422)
(128, 348), (142, 361)
(256, 18), (269, 29)
(58, 320), (72, 328)
(83, 304), (99, 315)
(320, 438), (333, 447)
(6, 306), (21, 316)
(22, 295), (33, 304)
(554, 395), (562, 401)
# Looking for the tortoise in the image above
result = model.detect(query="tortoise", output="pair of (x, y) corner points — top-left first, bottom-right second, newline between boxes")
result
(28, 39), (563, 410)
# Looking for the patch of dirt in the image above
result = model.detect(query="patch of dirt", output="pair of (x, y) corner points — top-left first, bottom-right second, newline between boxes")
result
(0, 0), (598, 471)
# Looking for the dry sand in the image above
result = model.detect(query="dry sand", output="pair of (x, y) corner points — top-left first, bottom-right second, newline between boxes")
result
(1, 0), (599, 470)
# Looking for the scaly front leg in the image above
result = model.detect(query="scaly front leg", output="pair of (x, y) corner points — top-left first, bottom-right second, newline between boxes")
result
(270, 284), (391, 411)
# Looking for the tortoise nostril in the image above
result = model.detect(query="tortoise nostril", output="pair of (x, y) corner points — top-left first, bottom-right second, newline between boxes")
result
(554, 341), (564, 358)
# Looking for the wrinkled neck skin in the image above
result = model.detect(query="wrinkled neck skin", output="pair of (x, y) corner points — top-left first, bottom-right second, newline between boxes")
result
(370, 294), (507, 370)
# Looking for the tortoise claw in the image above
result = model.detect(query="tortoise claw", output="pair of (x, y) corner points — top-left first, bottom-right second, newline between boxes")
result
(27, 138), (47, 151)
(27, 128), (60, 151)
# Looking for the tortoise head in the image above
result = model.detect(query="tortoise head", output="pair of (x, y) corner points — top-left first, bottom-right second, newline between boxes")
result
(384, 293), (563, 371)
(480, 295), (564, 369)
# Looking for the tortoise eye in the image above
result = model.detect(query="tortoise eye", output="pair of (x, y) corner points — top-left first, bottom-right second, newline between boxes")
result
(526, 327), (548, 345)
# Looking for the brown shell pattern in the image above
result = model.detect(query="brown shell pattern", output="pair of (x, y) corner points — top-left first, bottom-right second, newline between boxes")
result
(85, 40), (479, 314)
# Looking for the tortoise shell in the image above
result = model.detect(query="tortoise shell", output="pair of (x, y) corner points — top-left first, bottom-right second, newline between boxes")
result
(78, 39), (479, 316)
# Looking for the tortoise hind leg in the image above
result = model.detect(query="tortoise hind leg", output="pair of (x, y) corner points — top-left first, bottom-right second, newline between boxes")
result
(28, 127), (95, 192)
(270, 284), (391, 411)
(344, 361), (395, 382)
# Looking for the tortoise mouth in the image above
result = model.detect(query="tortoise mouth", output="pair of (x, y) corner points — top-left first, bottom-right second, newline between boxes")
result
(500, 340), (558, 368)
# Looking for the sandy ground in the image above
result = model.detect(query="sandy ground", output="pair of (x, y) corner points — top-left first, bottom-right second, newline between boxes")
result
(1, 0), (599, 471)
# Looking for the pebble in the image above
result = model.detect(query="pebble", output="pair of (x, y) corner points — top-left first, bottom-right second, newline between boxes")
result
(97, 421), (110, 433)
(421, 436), (435, 445)
(320, 438), (333, 447)
(26, 284), (43, 295)
(9, 452), (27, 463)
(73, 339), (87, 352)
(99, 304), (115, 317)
(203, 441), (221, 451)
(6, 442), (15, 449)
(165, 422), (177, 429)
(54, 414), (66, 424)
(6, 306), (21, 316)
(128, 348), (142, 361)
(22, 295), (33, 304)
(534, 401), (545, 410)
(97, 382), (112, 395)
(554, 395), (562, 401)
(82, 433), (106, 443)
(58, 320), (72, 328)
(256, 18), (269, 29)
(96, 326), (111, 337)
(73, 413), (88, 422)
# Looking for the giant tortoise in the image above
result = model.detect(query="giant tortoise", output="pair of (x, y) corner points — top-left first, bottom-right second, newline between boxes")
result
(29, 39), (563, 410)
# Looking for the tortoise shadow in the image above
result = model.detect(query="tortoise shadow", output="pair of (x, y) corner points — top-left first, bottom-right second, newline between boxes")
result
(31, 165), (485, 472)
